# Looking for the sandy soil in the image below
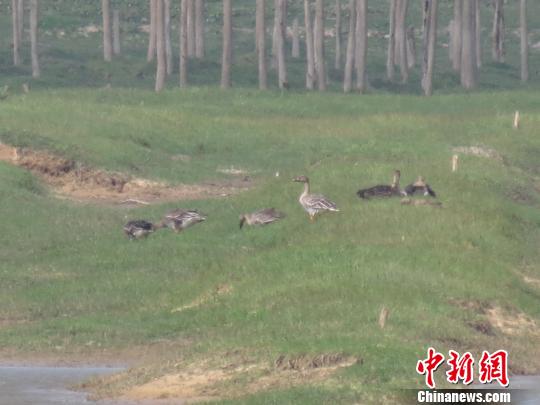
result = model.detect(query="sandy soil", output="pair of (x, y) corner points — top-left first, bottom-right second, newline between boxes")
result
(0, 143), (252, 205)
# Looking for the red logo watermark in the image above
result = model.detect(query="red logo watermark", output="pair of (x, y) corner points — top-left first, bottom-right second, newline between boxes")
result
(417, 348), (509, 388)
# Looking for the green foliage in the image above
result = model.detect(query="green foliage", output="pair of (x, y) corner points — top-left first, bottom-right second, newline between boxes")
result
(1, 0), (540, 93)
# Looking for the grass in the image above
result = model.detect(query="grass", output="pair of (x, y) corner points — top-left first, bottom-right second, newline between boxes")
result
(1, 88), (539, 403)
(0, 0), (539, 403)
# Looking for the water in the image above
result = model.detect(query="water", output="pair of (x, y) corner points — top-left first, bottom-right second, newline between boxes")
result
(0, 366), (136, 405)
(472, 375), (540, 405)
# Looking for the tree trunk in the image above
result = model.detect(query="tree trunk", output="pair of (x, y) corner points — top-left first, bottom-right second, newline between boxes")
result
(335, 0), (342, 69)
(148, 0), (157, 61)
(314, 0), (326, 90)
(17, 0), (23, 43)
(187, 0), (195, 58)
(179, 0), (188, 87)
(520, 0), (528, 82)
(451, 0), (462, 71)
(113, 9), (121, 56)
(271, 1), (279, 69)
(164, 0), (172, 74)
(12, 0), (21, 66)
(343, 0), (356, 92)
(396, 0), (408, 83)
(276, 0), (288, 88)
(421, 0), (437, 96)
(393, 0), (400, 61)
(386, 0), (396, 81)
(256, 0), (267, 89)
(461, 0), (477, 89)
(195, 0), (205, 58)
(491, 0), (504, 62)
(292, 17), (300, 58)
(155, 0), (166, 92)
(102, 0), (113, 61)
(187, 0), (195, 57)
(475, 0), (481, 68)
(406, 26), (415, 69)
(304, 0), (316, 89)
(221, 0), (233, 89)
(30, 0), (40, 78)
(355, 0), (367, 92)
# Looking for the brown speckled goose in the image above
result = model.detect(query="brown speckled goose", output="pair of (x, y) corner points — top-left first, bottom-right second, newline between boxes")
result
(293, 176), (339, 221)
(161, 209), (206, 233)
(239, 208), (286, 229)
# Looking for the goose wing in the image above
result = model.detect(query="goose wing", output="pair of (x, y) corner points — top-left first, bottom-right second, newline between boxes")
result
(304, 194), (339, 211)
(125, 220), (154, 231)
(255, 208), (286, 224)
(357, 185), (393, 199)
(425, 184), (437, 197)
(165, 208), (188, 220)
(404, 183), (416, 196)
(166, 209), (206, 222)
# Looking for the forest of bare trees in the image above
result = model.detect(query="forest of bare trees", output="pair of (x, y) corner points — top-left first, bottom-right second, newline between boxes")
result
(7, 0), (533, 95)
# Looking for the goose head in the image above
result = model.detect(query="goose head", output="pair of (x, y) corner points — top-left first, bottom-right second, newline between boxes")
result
(414, 176), (426, 187)
(392, 170), (401, 186)
(239, 214), (247, 229)
(292, 175), (309, 184)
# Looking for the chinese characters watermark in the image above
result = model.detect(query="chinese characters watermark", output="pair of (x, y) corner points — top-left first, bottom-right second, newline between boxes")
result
(416, 347), (509, 388)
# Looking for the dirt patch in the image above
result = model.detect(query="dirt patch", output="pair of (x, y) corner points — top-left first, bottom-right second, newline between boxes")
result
(449, 298), (490, 313)
(171, 284), (233, 313)
(507, 188), (536, 205)
(122, 367), (233, 402)
(0, 318), (30, 330)
(467, 320), (495, 336)
(95, 352), (359, 402)
(216, 166), (250, 176)
(523, 275), (540, 288)
(485, 306), (539, 337)
(450, 299), (539, 337)
(0, 143), (251, 204)
(452, 145), (503, 161)
(274, 353), (360, 371)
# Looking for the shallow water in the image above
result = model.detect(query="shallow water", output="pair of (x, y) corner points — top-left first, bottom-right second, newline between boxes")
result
(0, 366), (187, 405)
(472, 375), (540, 404)
(0, 365), (538, 404)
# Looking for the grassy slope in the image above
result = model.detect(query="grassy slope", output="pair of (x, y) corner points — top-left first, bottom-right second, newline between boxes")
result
(1, 89), (539, 403)
(0, 0), (539, 403)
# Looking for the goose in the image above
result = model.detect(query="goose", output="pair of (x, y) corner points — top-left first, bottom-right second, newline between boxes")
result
(161, 209), (206, 233)
(239, 208), (286, 229)
(404, 176), (437, 197)
(293, 176), (339, 221)
(357, 170), (405, 199)
(123, 220), (160, 240)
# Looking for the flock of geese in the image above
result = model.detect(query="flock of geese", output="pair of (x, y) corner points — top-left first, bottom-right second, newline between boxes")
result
(123, 171), (437, 239)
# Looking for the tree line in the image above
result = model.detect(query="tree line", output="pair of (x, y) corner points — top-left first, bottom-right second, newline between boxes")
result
(9, 0), (531, 95)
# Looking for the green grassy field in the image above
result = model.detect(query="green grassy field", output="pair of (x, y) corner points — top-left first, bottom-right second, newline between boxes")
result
(1, 88), (539, 403)
(1, 0), (539, 403)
